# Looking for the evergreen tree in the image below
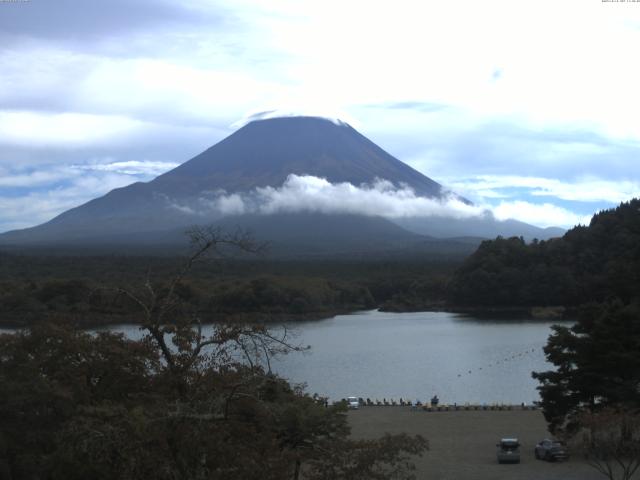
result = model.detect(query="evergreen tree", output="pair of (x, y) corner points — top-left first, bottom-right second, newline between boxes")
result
(532, 301), (640, 434)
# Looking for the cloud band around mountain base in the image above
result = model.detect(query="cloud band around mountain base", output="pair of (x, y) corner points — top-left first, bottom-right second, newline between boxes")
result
(162, 175), (594, 230)
(168, 174), (485, 221)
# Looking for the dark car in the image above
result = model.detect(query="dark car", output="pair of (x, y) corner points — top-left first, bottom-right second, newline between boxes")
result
(534, 439), (569, 461)
(496, 438), (521, 464)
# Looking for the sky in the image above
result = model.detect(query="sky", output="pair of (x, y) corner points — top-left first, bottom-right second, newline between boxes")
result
(1, 0), (639, 233)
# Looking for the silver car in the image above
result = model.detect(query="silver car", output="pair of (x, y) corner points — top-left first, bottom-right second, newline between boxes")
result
(496, 438), (521, 464)
(534, 439), (569, 461)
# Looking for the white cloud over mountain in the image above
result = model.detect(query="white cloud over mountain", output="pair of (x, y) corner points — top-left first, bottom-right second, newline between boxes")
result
(252, 175), (483, 219)
(160, 175), (591, 228)
(492, 201), (591, 229)
(447, 175), (640, 204)
(165, 175), (585, 229)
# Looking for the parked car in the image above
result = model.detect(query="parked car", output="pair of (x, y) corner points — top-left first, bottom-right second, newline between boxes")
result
(534, 439), (569, 461)
(496, 438), (521, 464)
(346, 397), (359, 409)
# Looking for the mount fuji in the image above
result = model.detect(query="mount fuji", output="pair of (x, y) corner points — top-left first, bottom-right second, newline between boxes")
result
(0, 116), (563, 256)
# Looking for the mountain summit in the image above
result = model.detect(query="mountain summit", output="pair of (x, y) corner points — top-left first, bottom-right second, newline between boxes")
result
(0, 116), (561, 253)
(153, 116), (448, 198)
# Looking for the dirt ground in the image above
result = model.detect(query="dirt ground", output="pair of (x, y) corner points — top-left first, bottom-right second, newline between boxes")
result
(348, 407), (604, 480)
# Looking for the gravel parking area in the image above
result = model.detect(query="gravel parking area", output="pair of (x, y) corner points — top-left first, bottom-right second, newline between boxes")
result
(348, 407), (603, 480)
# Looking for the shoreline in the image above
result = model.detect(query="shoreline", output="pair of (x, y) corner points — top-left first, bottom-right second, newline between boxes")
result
(380, 304), (575, 320)
(0, 304), (576, 330)
(0, 308), (354, 330)
(342, 402), (539, 411)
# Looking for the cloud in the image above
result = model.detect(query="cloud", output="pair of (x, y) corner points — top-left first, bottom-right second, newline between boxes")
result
(232, 109), (352, 128)
(0, 167), (73, 188)
(0, 172), (137, 232)
(162, 175), (486, 221)
(0, 0), (226, 47)
(211, 193), (247, 216)
(446, 175), (640, 204)
(0, 111), (147, 147)
(0, 160), (178, 232)
(156, 175), (599, 230)
(181, 190), (247, 216)
(254, 175), (483, 218)
(492, 201), (591, 229)
(400, 118), (640, 181)
(366, 101), (449, 113)
(77, 160), (179, 176)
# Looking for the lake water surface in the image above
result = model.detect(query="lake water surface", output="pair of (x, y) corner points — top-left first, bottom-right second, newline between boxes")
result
(269, 310), (566, 404)
(2, 310), (568, 404)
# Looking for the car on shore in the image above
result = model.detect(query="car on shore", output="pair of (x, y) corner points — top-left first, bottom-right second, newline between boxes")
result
(496, 438), (521, 464)
(346, 397), (360, 409)
(534, 439), (569, 461)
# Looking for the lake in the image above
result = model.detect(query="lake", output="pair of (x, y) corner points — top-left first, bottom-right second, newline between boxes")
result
(1, 310), (568, 404)
(270, 310), (566, 405)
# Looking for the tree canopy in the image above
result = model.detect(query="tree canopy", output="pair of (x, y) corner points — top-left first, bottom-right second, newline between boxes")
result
(532, 301), (640, 434)
(448, 199), (640, 308)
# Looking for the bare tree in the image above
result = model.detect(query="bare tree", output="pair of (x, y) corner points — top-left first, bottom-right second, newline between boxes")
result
(117, 226), (303, 387)
(575, 407), (640, 480)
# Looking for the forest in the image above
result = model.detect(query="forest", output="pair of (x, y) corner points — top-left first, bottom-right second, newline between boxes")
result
(447, 199), (640, 309)
(0, 252), (456, 328)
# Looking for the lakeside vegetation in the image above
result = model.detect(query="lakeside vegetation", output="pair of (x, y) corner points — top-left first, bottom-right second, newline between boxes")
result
(0, 253), (457, 328)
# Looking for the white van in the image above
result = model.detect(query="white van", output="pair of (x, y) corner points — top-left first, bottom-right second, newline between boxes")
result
(347, 397), (359, 409)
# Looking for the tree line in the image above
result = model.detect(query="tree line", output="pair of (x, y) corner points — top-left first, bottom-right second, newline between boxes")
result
(0, 253), (457, 327)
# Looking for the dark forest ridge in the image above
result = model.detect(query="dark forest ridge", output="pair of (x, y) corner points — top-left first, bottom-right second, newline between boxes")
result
(448, 198), (640, 309)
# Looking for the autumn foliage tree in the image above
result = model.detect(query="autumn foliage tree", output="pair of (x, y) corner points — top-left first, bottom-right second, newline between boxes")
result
(0, 227), (427, 480)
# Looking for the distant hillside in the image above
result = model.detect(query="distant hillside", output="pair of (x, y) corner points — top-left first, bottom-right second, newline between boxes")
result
(393, 215), (564, 241)
(447, 199), (640, 307)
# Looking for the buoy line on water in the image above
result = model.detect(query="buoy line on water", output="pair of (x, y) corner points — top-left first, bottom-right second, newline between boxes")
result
(337, 346), (543, 408)
(455, 347), (539, 378)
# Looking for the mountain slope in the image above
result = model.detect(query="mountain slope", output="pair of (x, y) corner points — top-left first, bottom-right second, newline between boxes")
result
(0, 116), (562, 253)
(1, 117), (452, 244)
(152, 116), (447, 197)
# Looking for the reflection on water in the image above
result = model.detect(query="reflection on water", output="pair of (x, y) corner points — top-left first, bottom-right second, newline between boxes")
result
(1, 310), (569, 404)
